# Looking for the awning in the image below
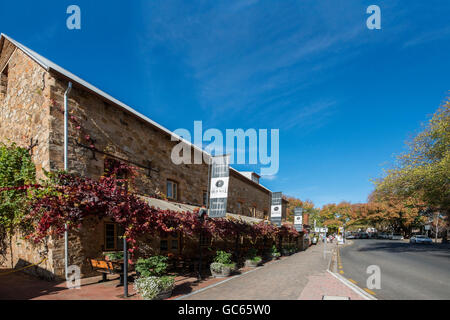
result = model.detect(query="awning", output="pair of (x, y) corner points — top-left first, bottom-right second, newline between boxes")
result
(140, 196), (263, 224)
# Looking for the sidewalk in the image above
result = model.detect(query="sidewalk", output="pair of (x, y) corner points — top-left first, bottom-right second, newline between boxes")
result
(0, 242), (367, 300)
(181, 241), (366, 300)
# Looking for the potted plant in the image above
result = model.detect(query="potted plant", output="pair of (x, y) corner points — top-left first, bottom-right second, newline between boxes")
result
(103, 251), (123, 261)
(271, 245), (281, 260)
(281, 245), (290, 256)
(210, 250), (235, 278)
(244, 248), (262, 267)
(134, 255), (175, 300)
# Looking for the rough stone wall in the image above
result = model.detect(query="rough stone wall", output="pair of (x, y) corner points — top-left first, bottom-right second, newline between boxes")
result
(47, 74), (211, 206)
(0, 43), (56, 278)
(228, 171), (271, 220)
(0, 42), (52, 180)
(2, 233), (58, 280)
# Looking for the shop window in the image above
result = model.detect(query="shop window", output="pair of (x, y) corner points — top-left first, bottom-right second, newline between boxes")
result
(160, 232), (180, 253)
(160, 240), (168, 251)
(167, 180), (178, 200)
(104, 222), (124, 251)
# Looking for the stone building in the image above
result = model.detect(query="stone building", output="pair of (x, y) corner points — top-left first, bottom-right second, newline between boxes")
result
(0, 34), (289, 279)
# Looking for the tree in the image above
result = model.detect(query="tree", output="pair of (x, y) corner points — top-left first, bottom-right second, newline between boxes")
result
(375, 100), (450, 217)
(283, 196), (317, 224)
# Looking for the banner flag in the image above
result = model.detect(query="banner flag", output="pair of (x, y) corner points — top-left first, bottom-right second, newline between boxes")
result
(208, 155), (230, 218)
(294, 207), (303, 231)
(270, 192), (282, 226)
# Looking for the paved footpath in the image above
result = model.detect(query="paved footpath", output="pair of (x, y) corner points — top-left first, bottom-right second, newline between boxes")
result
(182, 242), (365, 300)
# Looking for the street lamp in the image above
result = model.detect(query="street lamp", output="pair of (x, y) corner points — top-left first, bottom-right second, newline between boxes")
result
(197, 208), (208, 281)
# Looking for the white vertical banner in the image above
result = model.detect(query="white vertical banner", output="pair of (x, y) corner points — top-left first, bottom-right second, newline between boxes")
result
(208, 155), (230, 218)
(294, 207), (303, 232)
(271, 192), (282, 226)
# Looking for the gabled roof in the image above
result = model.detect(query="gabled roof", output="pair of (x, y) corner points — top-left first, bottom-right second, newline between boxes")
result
(0, 33), (273, 194)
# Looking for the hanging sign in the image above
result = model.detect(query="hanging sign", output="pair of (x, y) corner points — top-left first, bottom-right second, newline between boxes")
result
(270, 192), (282, 226)
(294, 207), (303, 231)
(208, 155), (230, 218)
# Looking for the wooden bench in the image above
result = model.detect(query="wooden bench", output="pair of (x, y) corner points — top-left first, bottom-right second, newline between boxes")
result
(88, 259), (117, 282)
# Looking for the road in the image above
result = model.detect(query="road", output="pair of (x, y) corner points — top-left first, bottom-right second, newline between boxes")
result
(339, 239), (450, 300)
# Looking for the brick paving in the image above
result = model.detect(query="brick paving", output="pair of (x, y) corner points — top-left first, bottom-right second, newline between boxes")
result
(0, 264), (269, 300)
(181, 241), (359, 300)
(298, 272), (364, 300)
(0, 242), (365, 300)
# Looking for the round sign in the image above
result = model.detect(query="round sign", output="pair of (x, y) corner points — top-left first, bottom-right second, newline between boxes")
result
(215, 180), (224, 188)
(274, 206), (279, 211)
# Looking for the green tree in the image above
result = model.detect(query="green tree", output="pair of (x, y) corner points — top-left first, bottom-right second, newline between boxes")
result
(375, 100), (450, 217)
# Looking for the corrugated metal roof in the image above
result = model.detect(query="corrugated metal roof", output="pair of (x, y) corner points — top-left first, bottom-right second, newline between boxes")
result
(140, 196), (263, 224)
(0, 33), (273, 194)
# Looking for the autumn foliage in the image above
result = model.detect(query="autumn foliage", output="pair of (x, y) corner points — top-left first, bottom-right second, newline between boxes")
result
(23, 171), (299, 256)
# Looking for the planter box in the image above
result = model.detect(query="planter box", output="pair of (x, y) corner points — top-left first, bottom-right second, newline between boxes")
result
(210, 265), (232, 278)
(244, 259), (261, 268)
(154, 288), (173, 300)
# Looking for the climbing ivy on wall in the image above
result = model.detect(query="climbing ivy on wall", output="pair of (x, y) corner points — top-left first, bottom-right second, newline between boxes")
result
(0, 142), (36, 258)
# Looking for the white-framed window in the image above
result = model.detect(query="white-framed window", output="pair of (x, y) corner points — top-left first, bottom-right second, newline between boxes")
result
(167, 180), (178, 200)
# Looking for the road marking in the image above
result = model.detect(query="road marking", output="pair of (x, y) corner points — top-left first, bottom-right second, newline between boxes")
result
(348, 279), (357, 284)
(327, 270), (376, 300)
(364, 288), (376, 295)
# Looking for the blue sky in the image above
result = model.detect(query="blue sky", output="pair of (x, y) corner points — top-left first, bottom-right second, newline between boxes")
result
(1, 1), (449, 207)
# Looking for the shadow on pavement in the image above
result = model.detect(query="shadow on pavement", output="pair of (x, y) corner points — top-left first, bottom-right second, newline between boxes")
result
(353, 240), (450, 258)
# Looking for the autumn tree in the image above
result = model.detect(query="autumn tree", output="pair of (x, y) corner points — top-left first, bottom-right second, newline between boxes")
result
(283, 196), (318, 224)
(374, 100), (450, 217)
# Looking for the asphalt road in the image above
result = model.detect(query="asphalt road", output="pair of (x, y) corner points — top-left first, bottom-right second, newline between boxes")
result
(339, 239), (450, 300)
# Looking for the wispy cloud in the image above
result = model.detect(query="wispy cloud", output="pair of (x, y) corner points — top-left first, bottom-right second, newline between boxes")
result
(403, 26), (450, 48)
(138, 1), (370, 126)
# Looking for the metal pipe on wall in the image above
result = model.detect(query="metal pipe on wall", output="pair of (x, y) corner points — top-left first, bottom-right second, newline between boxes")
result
(64, 81), (72, 280)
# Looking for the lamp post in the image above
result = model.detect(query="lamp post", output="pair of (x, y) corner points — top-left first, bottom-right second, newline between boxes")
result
(123, 236), (128, 298)
(197, 208), (207, 281)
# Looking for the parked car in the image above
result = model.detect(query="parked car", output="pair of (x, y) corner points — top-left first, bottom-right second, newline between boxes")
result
(391, 233), (404, 240)
(346, 234), (356, 239)
(311, 237), (318, 245)
(410, 235), (432, 244)
(359, 232), (369, 239)
(378, 233), (387, 239)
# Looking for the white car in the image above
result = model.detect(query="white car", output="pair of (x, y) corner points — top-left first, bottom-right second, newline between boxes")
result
(410, 235), (432, 244)
(391, 234), (404, 240)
